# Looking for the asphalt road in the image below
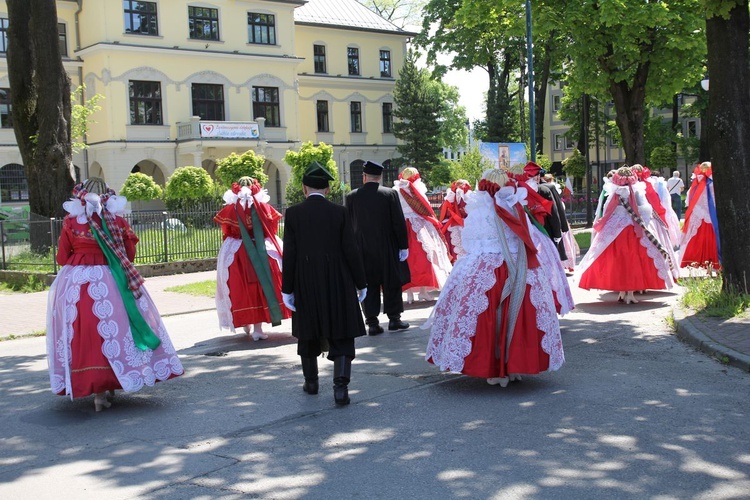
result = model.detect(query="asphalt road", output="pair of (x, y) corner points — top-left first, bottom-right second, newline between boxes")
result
(1, 282), (749, 499)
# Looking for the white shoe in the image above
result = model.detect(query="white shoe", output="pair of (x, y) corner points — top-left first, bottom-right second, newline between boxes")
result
(251, 331), (268, 341)
(509, 374), (523, 382)
(486, 377), (509, 387)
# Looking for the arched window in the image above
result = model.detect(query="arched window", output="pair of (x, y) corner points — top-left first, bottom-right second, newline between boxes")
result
(349, 159), (364, 190)
(382, 160), (397, 187)
(0, 163), (28, 202)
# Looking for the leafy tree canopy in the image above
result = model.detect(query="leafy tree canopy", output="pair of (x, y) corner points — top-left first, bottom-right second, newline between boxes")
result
(70, 85), (103, 154)
(163, 166), (214, 210)
(284, 142), (346, 205)
(120, 172), (163, 201)
(215, 150), (268, 189)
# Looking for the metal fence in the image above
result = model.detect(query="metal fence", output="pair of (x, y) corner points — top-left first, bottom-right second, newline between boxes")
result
(0, 202), (259, 273)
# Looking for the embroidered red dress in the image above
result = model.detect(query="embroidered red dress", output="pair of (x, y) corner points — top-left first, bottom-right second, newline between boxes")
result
(47, 196), (183, 399)
(214, 186), (291, 331)
(394, 176), (452, 294)
(680, 166), (720, 270)
(425, 185), (565, 380)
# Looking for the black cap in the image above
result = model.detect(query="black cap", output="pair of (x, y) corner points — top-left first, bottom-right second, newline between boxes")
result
(363, 160), (384, 175)
(302, 161), (335, 189)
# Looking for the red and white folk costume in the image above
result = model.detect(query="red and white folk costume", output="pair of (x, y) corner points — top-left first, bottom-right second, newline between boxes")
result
(680, 163), (720, 270)
(578, 168), (676, 302)
(393, 168), (452, 302)
(47, 181), (183, 411)
(438, 179), (471, 263)
(425, 171), (565, 387)
(214, 180), (291, 339)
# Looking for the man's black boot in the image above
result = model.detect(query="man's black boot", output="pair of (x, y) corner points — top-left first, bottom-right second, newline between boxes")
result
(301, 357), (319, 395)
(388, 316), (410, 331)
(366, 318), (384, 336)
(333, 356), (352, 405)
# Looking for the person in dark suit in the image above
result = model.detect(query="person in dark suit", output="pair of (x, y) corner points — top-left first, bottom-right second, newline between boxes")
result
(524, 161), (568, 261)
(281, 162), (368, 406)
(345, 160), (410, 335)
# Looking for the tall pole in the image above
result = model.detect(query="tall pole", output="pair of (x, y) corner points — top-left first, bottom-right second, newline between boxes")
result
(583, 93), (593, 227)
(525, 0), (536, 161)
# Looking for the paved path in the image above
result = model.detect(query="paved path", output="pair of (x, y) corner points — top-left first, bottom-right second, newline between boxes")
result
(0, 271), (749, 498)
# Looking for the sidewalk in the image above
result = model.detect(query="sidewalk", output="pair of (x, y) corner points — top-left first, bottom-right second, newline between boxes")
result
(1, 269), (748, 372)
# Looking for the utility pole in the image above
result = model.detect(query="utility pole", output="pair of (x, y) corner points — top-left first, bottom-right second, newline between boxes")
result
(525, 0), (535, 161)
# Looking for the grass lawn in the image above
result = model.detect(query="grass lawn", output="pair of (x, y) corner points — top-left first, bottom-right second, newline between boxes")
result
(681, 276), (750, 318)
(165, 280), (217, 297)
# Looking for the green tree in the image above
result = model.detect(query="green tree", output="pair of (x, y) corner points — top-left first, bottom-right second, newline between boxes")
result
(649, 145), (677, 173)
(7, 1), (72, 252)
(392, 50), (443, 173)
(214, 150), (268, 189)
(537, 0), (706, 166)
(120, 172), (163, 202)
(163, 166), (214, 211)
(430, 79), (469, 150)
(704, 0), (750, 293)
(416, 0), (526, 144)
(562, 149), (586, 179)
(70, 85), (103, 154)
(452, 146), (493, 186)
(284, 142), (346, 206)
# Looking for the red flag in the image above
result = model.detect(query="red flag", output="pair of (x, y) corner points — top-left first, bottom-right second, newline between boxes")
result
(563, 177), (573, 198)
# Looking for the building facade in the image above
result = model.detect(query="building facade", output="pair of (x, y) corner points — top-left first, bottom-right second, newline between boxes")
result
(0, 0), (414, 208)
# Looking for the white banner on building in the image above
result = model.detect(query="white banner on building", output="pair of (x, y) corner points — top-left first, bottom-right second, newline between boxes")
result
(199, 122), (260, 139)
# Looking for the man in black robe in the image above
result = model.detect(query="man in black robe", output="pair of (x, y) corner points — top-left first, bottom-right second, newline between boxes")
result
(281, 162), (368, 406)
(345, 160), (410, 335)
(524, 161), (568, 261)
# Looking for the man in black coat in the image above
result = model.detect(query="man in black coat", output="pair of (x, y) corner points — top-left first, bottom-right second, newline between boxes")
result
(281, 162), (368, 406)
(345, 160), (410, 335)
(524, 161), (568, 261)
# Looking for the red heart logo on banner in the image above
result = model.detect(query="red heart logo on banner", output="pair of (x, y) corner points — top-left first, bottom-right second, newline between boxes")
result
(202, 124), (215, 134)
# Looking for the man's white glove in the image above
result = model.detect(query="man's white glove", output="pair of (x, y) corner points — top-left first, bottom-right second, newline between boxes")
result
(357, 288), (367, 302)
(399, 249), (409, 261)
(553, 237), (562, 244)
(282, 292), (296, 312)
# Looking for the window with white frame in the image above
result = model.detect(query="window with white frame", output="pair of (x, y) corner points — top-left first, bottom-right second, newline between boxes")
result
(188, 6), (220, 41)
(380, 50), (391, 77)
(252, 86), (280, 127)
(0, 88), (11, 128)
(314, 44), (326, 74)
(350, 101), (362, 132)
(348, 47), (360, 76)
(129, 80), (162, 124)
(123, 0), (159, 36)
(192, 83), (224, 121)
(685, 119), (698, 138)
(247, 12), (275, 45)
(553, 134), (564, 151)
(58, 23), (68, 56)
(382, 102), (393, 133)
(316, 100), (329, 132)
(552, 94), (561, 112)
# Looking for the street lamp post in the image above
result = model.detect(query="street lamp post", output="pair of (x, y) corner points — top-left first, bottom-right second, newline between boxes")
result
(525, 0), (535, 162)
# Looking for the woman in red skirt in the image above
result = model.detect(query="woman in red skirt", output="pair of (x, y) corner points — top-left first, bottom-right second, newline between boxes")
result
(578, 166), (676, 303)
(214, 177), (291, 340)
(393, 167), (452, 303)
(680, 162), (720, 272)
(47, 178), (183, 412)
(425, 169), (565, 387)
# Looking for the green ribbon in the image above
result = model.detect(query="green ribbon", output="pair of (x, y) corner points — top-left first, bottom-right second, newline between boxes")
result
(523, 206), (549, 238)
(235, 205), (282, 326)
(92, 219), (161, 351)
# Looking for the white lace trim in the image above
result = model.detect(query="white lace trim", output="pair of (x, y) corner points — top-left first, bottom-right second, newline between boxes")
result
(680, 184), (715, 252)
(406, 216), (452, 289)
(47, 265), (183, 398)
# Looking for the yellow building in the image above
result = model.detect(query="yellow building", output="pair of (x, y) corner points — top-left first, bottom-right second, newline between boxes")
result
(0, 0), (414, 207)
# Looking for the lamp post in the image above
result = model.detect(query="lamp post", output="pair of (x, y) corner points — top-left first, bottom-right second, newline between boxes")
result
(525, 0), (535, 162)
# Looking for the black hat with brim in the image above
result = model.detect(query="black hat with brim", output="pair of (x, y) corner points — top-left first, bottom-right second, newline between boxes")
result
(302, 161), (335, 189)
(363, 160), (385, 175)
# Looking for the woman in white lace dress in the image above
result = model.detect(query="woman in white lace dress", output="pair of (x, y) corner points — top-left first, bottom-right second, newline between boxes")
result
(425, 169), (566, 387)
(47, 178), (184, 412)
(393, 167), (453, 303)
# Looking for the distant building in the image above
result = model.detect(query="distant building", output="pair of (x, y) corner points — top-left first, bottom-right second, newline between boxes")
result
(0, 0), (415, 207)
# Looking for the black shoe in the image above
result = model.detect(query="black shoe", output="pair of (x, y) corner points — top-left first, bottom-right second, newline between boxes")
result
(334, 385), (350, 405)
(368, 324), (384, 336)
(303, 380), (319, 395)
(388, 319), (410, 331)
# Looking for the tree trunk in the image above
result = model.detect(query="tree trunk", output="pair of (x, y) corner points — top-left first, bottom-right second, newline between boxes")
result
(706, 1), (750, 294)
(7, 0), (73, 253)
(609, 62), (649, 166)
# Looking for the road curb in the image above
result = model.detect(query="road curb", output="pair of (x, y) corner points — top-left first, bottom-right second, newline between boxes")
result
(672, 306), (750, 373)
